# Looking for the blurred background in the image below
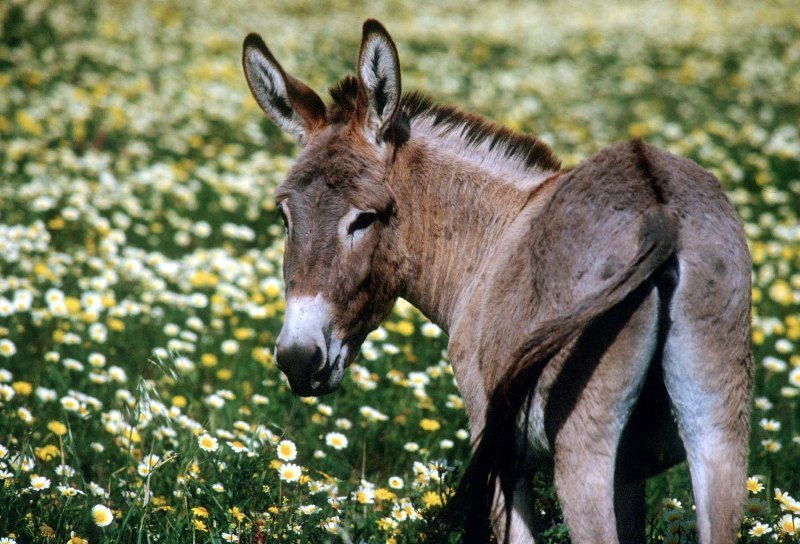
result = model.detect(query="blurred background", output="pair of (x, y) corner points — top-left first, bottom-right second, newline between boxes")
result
(1, 0), (798, 542)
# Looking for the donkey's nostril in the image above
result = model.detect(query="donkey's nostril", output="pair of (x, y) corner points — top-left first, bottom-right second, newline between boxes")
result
(274, 342), (326, 393)
(308, 346), (323, 373)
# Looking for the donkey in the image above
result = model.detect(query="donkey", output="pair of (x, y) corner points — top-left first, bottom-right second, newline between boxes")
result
(242, 19), (752, 544)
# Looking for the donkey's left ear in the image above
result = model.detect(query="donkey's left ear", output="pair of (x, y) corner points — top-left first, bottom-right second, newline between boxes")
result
(242, 33), (327, 145)
(357, 19), (402, 142)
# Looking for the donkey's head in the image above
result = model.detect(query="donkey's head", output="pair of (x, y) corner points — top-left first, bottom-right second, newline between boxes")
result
(242, 20), (409, 396)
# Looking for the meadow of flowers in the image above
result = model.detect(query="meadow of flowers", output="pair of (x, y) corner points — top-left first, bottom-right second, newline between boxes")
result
(0, 0), (798, 542)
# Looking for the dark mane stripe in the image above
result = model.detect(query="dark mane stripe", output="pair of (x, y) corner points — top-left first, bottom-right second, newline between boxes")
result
(327, 76), (562, 174)
(328, 76), (360, 121)
(401, 90), (562, 173)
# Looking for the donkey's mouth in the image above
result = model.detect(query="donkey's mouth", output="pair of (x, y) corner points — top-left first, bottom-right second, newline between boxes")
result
(311, 358), (334, 386)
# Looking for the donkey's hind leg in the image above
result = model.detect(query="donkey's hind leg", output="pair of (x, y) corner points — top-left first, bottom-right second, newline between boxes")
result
(662, 253), (752, 544)
(549, 285), (659, 544)
(614, 353), (687, 544)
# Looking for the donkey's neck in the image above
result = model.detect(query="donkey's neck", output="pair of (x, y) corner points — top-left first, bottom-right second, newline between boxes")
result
(392, 137), (560, 331)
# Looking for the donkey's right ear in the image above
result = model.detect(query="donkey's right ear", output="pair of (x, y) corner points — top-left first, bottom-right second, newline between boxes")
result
(357, 20), (402, 143)
(242, 34), (327, 144)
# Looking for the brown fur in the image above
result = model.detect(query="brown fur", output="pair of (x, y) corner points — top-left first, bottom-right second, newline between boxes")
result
(242, 19), (753, 544)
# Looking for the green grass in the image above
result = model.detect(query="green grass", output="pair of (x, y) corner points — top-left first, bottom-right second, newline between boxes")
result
(1, 0), (799, 542)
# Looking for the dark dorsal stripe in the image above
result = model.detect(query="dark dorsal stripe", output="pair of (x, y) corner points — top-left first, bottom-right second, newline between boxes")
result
(327, 76), (562, 174)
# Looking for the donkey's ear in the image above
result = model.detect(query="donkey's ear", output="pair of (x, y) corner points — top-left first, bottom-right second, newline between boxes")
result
(357, 19), (402, 142)
(242, 33), (327, 144)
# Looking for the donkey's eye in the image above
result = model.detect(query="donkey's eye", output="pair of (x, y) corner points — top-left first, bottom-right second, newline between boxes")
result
(347, 211), (377, 235)
(277, 205), (289, 228)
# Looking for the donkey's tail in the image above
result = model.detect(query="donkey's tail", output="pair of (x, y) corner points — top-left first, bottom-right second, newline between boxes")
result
(427, 202), (678, 542)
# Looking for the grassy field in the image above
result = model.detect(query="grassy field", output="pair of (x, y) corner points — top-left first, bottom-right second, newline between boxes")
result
(1, 0), (799, 542)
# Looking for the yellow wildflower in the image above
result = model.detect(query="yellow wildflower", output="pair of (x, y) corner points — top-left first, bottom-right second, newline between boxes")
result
(228, 505), (244, 522)
(11, 382), (32, 396)
(200, 353), (218, 367)
(419, 418), (441, 431)
(16, 111), (43, 136)
(377, 517), (398, 531)
(375, 488), (397, 502)
(395, 320), (414, 336)
(64, 298), (81, 315)
(107, 318), (125, 332)
(233, 327), (254, 340)
(35, 445), (59, 462)
(191, 506), (209, 518)
(68, 532), (89, 544)
(422, 491), (443, 509)
(47, 421), (68, 436)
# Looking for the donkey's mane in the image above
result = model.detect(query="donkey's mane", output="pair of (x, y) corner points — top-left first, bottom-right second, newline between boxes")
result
(328, 76), (562, 180)
(328, 76), (361, 120)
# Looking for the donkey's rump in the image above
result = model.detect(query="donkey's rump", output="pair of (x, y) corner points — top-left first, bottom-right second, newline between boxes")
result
(521, 140), (672, 322)
(519, 138), (746, 317)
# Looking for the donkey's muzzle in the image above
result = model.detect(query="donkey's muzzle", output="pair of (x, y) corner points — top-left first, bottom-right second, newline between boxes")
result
(275, 295), (346, 396)
(275, 342), (325, 396)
